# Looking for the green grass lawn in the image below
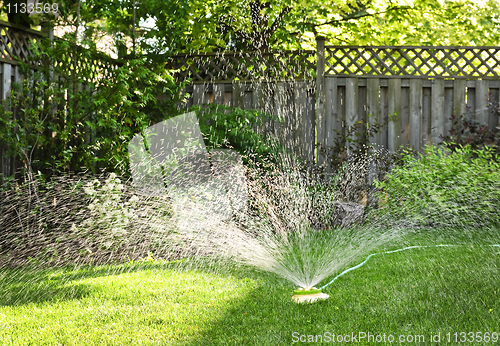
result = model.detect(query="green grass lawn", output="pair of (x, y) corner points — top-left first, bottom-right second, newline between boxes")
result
(1, 229), (500, 345)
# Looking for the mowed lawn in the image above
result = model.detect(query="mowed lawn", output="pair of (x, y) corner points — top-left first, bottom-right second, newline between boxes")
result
(1, 230), (499, 345)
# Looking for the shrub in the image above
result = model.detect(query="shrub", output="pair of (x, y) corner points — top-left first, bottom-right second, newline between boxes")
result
(192, 103), (285, 167)
(373, 144), (500, 229)
(440, 96), (500, 159)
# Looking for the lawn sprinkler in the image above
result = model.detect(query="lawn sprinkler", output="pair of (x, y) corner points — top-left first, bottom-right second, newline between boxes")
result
(292, 287), (329, 303)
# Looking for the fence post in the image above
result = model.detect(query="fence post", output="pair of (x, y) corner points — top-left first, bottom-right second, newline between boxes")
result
(316, 36), (326, 166)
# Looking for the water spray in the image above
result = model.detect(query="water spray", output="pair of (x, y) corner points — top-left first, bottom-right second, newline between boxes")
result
(288, 244), (500, 304)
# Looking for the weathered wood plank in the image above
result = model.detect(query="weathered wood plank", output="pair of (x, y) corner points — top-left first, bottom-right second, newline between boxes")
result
(223, 91), (232, 106)
(213, 83), (225, 104)
(431, 79), (445, 145)
(400, 86), (410, 147)
(232, 82), (245, 108)
(285, 84), (294, 155)
(244, 90), (252, 110)
(422, 87), (431, 146)
(322, 77), (338, 165)
(409, 79), (423, 151)
(443, 87), (453, 139)
(366, 78), (380, 147)
(466, 84), (475, 119)
(379, 86), (388, 149)
(357, 84), (367, 147)
(305, 84), (315, 162)
(452, 79), (466, 127)
(274, 81), (287, 148)
(388, 78), (401, 152)
(192, 84), (206, 106)
(490, 88), (500, 131)
(251, 82), (265, 135)
(345, 77), (359, 156)
(294, 81), (307, 160)
(475, 79), (489, 126)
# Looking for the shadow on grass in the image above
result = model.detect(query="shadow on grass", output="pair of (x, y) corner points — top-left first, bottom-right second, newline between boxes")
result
(0, 258), (242, 307)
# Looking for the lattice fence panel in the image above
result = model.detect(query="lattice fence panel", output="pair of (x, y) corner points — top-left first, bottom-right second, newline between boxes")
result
(0, 21), (121, 84)
(53, 46), (121, 84)
(167, 51), (316, 82)
(325, 46), (500, 77)
(0, 22), (44, 64)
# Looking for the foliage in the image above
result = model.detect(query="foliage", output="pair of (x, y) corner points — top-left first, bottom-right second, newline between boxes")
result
(192, 103), (284, 166)
(0, 54), (186, 177)
(28, 0), (500, 58)
(440, 99), (500, 160)
(374, 144), (500, 229)
(318, 112), (391, 173)
(131, 0), (500, 54)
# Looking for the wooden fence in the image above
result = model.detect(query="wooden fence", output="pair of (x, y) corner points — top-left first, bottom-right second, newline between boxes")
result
(171, 38), (500, 166)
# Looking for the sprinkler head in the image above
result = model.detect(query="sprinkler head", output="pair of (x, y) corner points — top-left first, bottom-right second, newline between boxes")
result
(292, 287), (329, 303)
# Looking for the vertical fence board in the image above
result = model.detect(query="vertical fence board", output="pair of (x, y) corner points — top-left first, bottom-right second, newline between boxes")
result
(193, 84), (207, 106)
(2, 63), (11, 100)
(263, 83), (275, 136)
(400, 86), (410, 147)
(431, 79), (445, 145)
(444, 87), (453, 138)
(305, 84), (315, 162)
(490, 87), (500, 131)
(388, 78), (401, 152)
(410, 79), (423, 151)
(251, 82), (265, 135)
(379, 85), (388, 149)
(345, 78), (358, 155)
(224, 91), (232, 106)
(274, 82), (287, 149)
(213, 83), (224, 105)
(294, 81), (307, 160)
(422, 86), (431, 146)
(475, 79), (488, 125)
(244, 90), (252, 109)
(285, 84), (295, 155)
(322, 77), (337, 165)
(367, 78), (380, 147)
(232, 82), (245, 108)
(453, 79), (466, 129)
(466, 84), (475, 119)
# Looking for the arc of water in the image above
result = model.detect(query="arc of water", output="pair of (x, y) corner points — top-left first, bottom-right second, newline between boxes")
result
(319, 244), (500, 291)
